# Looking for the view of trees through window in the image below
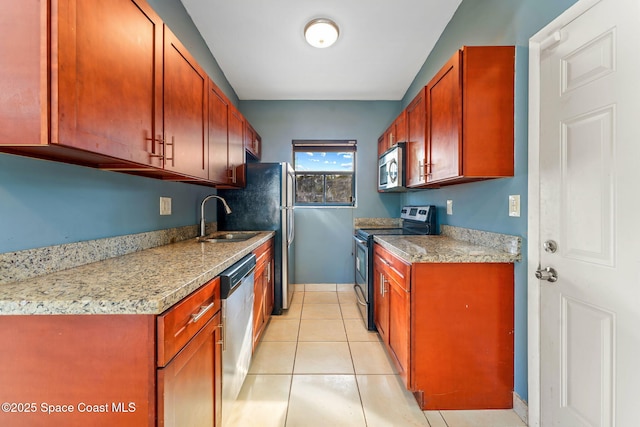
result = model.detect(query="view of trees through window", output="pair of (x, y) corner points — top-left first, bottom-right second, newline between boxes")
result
(293, 141), (356, 206)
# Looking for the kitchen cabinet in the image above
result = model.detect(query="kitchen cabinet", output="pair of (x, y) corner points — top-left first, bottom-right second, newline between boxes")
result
(378, 111), (407, 156)
(162, 27), (208, 180)
(373, 243), (514, 410)
(424, 46), (514, 186)
(405, 88), (428, 187)
(227, 106), (246, 188)
(373, 244), (411, 383)
(379, 45), (514, 190)
(207, 81), (231, 184)
(157, 277), (222, 426)
(252, 238), (274, 350)
(0, 0), (164, 171)
(244, 123), (262, 160)
(0, 277), (223, 427)
(0, 0), (255, 188)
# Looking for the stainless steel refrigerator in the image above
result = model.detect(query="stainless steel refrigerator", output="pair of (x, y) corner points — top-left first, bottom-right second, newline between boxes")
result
(217, 162), (295, 314)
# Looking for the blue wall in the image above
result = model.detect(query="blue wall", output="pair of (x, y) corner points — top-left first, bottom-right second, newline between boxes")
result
(240, 100), (401, 283)
(0, 154), (219, 252)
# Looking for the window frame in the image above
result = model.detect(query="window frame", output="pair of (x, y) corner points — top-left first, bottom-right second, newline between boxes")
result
(292, 140), (357, 208)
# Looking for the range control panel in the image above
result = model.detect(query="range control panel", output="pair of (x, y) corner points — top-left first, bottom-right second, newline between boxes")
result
(400, 205), (434, 223)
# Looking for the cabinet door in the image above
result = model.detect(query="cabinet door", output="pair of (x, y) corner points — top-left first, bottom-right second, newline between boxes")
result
(427, 50), (462, 182)
(56, 0), (164, 167)
(264, 254), (274, 317)
(163, 27), (207, 179)
(373, 256), (389, 343)
(388, 276), (410, 384)
(394, 111), (407, 144)
(244, 123), (261, 159)
(0, 2), (48, 146)
(377, 134), (386, 157)
(227, 106), (246, 187)
(158, 313), (220, 427)
(406, 88), (428, 187)
(208, 82), (230, 184)
(253, 261), (266, 350)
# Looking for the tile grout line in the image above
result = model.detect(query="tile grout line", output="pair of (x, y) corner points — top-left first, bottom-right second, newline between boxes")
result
(283, 290), (305, 427)
(338, 289), (370, 427)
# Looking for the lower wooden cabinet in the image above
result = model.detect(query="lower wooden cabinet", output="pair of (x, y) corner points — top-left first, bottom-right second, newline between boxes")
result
(373, 243), (514, 410)
(0, 277), (223, 427)
(252, 238), (274, 350)
(157, 312), (221, 427)
(157, 277), (222, 427)
(374, 244), (411, 383)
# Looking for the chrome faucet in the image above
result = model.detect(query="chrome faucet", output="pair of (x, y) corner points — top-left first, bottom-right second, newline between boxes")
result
(200, 195), (232, 237)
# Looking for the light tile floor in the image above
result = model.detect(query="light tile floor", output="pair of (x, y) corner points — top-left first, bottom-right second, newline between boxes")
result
(225, 288), (527, 427)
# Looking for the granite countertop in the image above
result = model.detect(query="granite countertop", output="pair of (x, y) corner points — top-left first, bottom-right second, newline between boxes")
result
(373, 226), (521, 264)
(0, 231), (274, 316)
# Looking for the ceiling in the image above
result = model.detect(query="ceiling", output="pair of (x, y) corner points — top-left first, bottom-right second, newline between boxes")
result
(180, 0), (462, 101)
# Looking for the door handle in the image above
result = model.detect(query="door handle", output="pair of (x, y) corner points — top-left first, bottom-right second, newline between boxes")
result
(535, 266), (558, 283)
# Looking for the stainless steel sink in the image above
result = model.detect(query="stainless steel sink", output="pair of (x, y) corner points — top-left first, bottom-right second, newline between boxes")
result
(197, 231), (259, 243)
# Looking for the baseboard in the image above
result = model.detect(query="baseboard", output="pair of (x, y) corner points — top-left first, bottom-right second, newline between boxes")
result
(513, 392), (528, 425)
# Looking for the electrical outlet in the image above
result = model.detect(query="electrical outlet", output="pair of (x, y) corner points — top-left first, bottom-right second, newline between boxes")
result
(160, 197), (172, 215)
(508, 195), (520, 217)
(446, 200), (453, 215)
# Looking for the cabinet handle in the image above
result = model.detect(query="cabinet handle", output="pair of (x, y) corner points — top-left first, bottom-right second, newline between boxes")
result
(418, 159), (424, 180)
(267, 261), (271, 283)
(190, 302), (215, 323)
(390, 133), (394, 147)
(228, 165), (237, 184)
(426, 162), (432, 178)
(216, 324), (224, 346)
(379, 273), (387, 296)
(147, 134), (166, 160)
(165, 135), (175, 167)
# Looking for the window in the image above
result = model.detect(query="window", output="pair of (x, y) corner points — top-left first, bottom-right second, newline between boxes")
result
(292, 140), (356, 207)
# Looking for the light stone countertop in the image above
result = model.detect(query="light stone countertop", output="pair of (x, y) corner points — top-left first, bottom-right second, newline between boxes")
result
(0, 232), (274, 315)
(374, 229), (521, 264)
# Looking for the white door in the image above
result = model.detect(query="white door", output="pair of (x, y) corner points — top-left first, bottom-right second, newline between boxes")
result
(530, 0), (640, 426)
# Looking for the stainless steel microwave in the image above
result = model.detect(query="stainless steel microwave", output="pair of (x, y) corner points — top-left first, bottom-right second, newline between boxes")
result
(378, 142), (406, 192)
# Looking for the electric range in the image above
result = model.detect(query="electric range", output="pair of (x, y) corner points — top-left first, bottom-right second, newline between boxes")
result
(353, 206), (436, 330)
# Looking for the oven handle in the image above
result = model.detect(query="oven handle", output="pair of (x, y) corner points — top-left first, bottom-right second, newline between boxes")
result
(354, 284), (367, 306)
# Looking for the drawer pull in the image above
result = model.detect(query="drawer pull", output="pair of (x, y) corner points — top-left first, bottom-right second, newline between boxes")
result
(191, 302), (215, 323)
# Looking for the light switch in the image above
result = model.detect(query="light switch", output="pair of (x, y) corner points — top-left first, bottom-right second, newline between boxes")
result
(446, 200), (453, 215)
(508, 195), (520, 217)
(160, 197), (172, 215)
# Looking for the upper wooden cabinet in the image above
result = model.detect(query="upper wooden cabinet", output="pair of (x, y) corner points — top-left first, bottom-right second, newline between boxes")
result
(0, 0), (257, 188)
(0, 0), (164, 170)
(405, 88), (428, 187)
(208, 82), (231, 184)
(244, 123), (262, 160)
(378, 46), (514, 189)
(163, 27), (208, 180)
(227, 106), (246, 187)
(425, 46), (514, 186)
(378, 110), (407, 156)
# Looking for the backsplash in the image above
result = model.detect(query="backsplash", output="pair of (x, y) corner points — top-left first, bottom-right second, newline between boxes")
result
(0, 223), (217, 285)
(354, 217), (402, 228)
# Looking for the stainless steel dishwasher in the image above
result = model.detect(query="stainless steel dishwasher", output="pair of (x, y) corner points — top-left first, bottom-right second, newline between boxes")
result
(219, 253), (256, 425)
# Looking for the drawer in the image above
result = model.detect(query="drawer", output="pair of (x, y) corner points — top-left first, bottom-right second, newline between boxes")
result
(374, 244), (411, 291)
(157, 277), (221, 367)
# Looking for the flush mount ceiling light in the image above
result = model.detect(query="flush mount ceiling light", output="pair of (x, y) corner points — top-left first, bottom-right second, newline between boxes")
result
(304, 18), (339, 48)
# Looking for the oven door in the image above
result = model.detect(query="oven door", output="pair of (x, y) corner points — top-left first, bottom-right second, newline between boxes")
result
(353, 235), (373, 329)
